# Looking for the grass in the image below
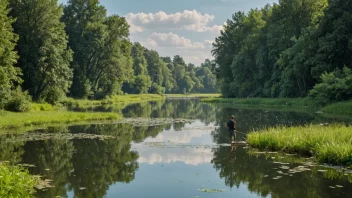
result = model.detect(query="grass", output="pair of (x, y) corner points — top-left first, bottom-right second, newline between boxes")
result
(201, 97), (317, 107)
(0, 94), (165, 132)
(247, 124), (352, 167)
(165, 93), (221, 98)
(62, 94), (165, 107)
(0, 163), (38, 198)
(322, 100), (352, 115)
(0, 110), (121, 130)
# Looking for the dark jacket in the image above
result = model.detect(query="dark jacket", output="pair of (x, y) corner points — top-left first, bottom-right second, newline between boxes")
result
(227, 120), (235, 130)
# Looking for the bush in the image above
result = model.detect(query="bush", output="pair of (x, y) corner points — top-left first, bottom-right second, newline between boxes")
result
(5, 88), (32, 112)
(309, 67), (352, 105)
(41, 87), (66, 105)
(0, 163), (38, 197)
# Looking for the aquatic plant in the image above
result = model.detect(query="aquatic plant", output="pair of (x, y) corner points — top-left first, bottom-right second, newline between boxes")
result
(247, 124), (352, 167)
(0, 163), (38, 198)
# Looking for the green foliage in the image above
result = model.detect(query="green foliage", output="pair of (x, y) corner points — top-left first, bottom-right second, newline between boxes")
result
(247, 124), (352, 167)
(322, 100), (352, 115)
(0, 163), (38, 198)
(309, 67), (352, 104)
(0, 111), (120, 129)
(5, 88), (32, 112)
(212, 0), (352, 101)
(1, 0), (217, 104)
(8, 0), (73, 104)
(0, 0), (21, 109)
(63, 0), (133, 99)
(201, 97), (317, 107)
(134, 75), (152, 94)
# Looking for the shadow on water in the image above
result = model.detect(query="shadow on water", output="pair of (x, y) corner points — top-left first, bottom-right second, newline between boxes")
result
(0, 100), (351, 198)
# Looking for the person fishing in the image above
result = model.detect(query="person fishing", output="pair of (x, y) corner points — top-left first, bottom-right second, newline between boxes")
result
(226, 115), (237, 142)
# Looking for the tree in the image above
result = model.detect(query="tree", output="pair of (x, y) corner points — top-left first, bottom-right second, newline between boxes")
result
(310, 0), (352, 79)
(9, 0), (73, 104)
(309, 67), (352, 104)
(63, 0), (133, 99)
(0, 0), (22, 109)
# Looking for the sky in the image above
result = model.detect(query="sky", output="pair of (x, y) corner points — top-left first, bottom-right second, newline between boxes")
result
(58, 0), (278, 65)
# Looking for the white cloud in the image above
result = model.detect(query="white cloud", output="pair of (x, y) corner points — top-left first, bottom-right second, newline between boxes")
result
(136, 147), (214, 165)
(143, 32), (205, 49)
(125, 10), (223, 34)
(140, 32), (214, 65)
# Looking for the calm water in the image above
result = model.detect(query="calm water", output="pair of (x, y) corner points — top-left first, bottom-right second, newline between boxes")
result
(1, 100), (352, 198)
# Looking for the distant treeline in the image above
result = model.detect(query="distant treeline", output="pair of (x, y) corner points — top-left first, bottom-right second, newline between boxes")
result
(0, 0), (218, 111)
(213, 0), (352, 104)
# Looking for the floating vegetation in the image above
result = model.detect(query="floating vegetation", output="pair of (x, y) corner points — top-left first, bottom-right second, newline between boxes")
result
(2, 132), (116, 143)
(280, 166), (290, 170)
(35, 179), (55, 190)
(197, 188), (225, 193)
(115, 118), (193, 127)
(273, 176), (283, 180)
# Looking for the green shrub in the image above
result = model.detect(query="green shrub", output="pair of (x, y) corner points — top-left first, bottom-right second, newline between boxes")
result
(31, 103), (53, 112)
(41, 87), (66, 105)
(0, 163), (38, 198)
(5, 88), (32, 112)
(309, 67), (352, 105)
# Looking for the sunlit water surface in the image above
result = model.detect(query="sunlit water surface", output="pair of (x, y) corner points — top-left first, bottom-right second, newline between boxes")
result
(1, 100), (352, 198)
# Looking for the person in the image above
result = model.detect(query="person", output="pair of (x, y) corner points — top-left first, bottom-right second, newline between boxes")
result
(227, 116), (237, 142)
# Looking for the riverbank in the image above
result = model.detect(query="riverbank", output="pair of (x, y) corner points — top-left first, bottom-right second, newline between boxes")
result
(63, 94), (165, 107)
(0, 163), (38, 197)
(0, 111), (120, 130)
(165, 93), (221, 99)
(0, 94), (166, 131)
(201, 98), (352, 116)
(200, 97), (317, 107)
(247, 124), (352, 167)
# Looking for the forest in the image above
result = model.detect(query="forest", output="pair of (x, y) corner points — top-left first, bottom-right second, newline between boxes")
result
(0, 0), (218, 112)
(213, 0), (352, 104)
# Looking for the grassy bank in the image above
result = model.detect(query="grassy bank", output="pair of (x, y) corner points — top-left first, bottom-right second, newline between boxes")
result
(63, 94), (165, 107)
(0, 111), (120, 130)
(0, 94), (166, 131)
(201, 97), (317, 107)
(0, 163), (38, 197)
(247, 125), (352, 167)
(165, 93), (221, 98)
(322, 100), (352, 115)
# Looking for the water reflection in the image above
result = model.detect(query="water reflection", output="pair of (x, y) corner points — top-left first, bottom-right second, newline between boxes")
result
(0, 100), (351, 198)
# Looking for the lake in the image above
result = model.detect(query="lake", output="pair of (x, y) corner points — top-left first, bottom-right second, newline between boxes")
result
(1, 99), (352, 198)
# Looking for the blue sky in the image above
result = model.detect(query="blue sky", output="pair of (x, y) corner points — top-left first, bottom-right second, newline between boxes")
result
(58, 0), (278, 65)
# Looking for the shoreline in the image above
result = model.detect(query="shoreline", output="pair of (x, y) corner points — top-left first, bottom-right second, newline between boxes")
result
(247, 124), (352, 168)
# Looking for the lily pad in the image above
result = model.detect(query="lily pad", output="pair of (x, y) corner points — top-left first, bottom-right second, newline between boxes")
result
(197, 188), (225, 193)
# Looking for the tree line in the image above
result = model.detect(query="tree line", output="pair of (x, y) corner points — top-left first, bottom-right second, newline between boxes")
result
(213, 0), (352, 104)
(0, 0), (218, 111)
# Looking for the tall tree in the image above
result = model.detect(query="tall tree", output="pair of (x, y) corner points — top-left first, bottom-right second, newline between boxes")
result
(0, 0), (21, 108)
(9, 0), (73, 104)
(63, 0), (132, 98)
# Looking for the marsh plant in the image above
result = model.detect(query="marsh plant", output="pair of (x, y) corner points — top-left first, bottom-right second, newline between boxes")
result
(247, 124), (352, 167)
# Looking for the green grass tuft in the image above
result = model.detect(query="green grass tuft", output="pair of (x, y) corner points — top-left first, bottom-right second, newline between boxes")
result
(322, 100), (352, 115)
(247, 124), (352, 167)
(0, 111), (121, 130)
(0, 163), (38, 198)
(62, 94), (165, 107)
(165, 93), (221, 98)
